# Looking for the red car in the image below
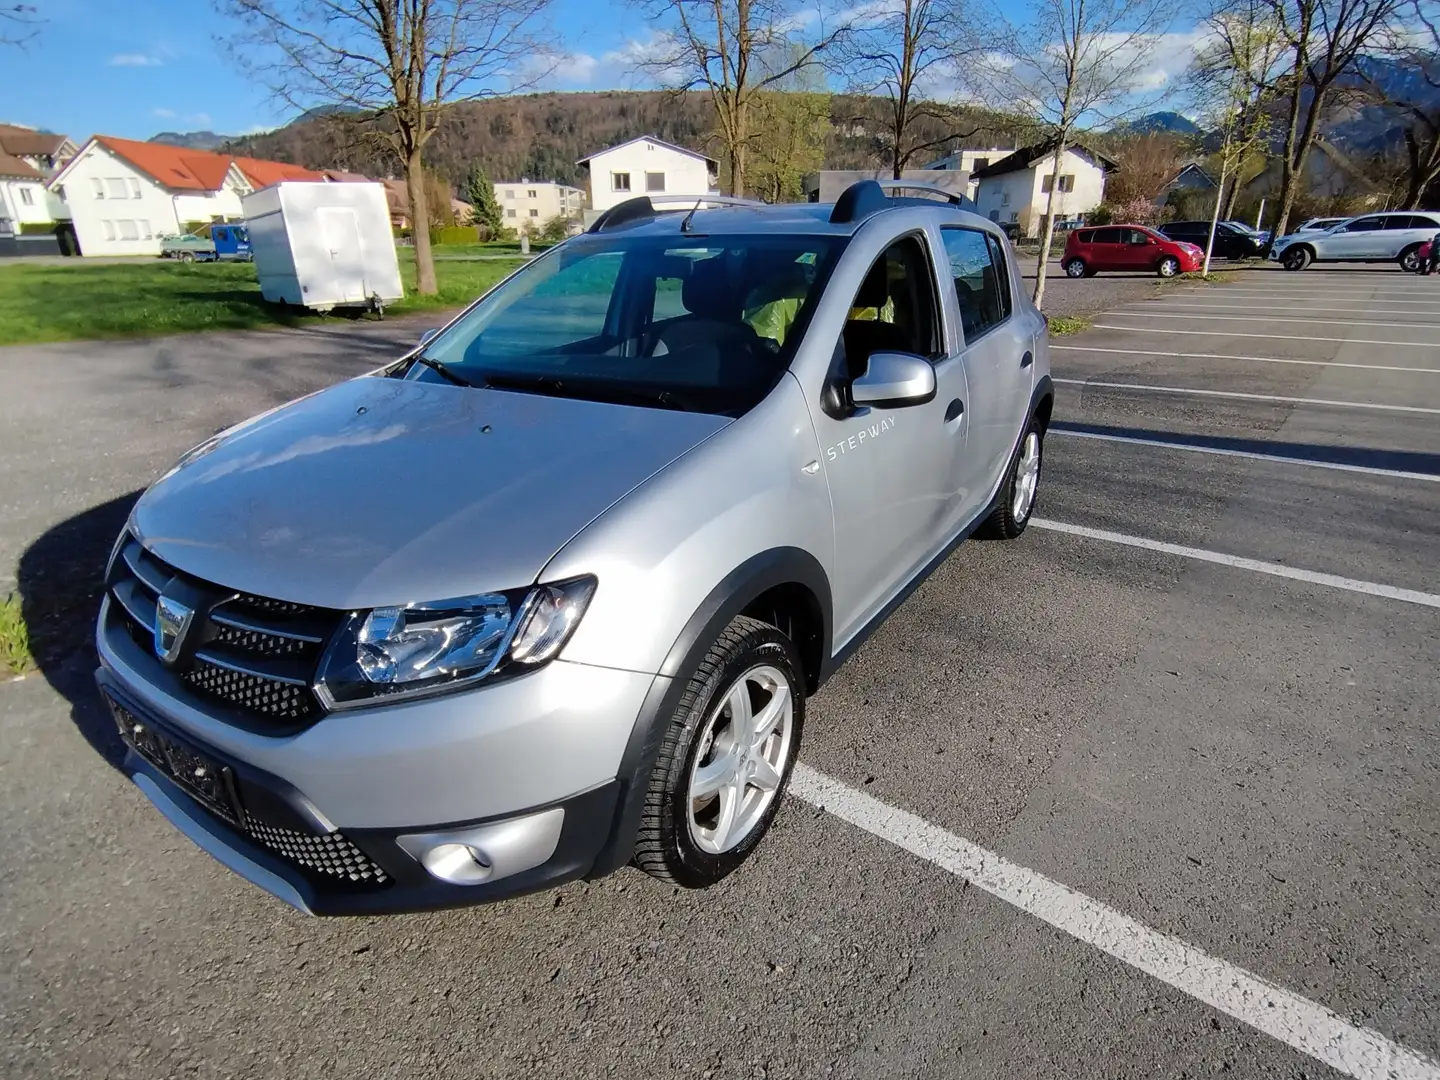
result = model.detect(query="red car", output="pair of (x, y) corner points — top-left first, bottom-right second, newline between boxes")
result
(1062, 224), (1204, 278)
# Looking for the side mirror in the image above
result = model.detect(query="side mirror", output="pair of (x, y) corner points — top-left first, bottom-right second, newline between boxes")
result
(852, 352), (936, 408)
(418, 328), (439, 346)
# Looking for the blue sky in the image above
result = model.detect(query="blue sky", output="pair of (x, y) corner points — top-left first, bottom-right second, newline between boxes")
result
(1, 0), (1204, 143)
(1, 0), (660, 141)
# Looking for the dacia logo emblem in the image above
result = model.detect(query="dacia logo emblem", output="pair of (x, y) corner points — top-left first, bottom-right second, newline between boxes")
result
(154, 594), (195, 665)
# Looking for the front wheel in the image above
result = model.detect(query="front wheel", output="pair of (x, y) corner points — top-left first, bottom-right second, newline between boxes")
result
(1064, 258), (1088, 278)
(1157, 256), (1180, 278)
(178, 251), (195, 264)
(633, 616), (804, 888)
(1399, 245), (1423, 273)
(977, 417), (1044, 540)
(1282, 247), (1312, 271)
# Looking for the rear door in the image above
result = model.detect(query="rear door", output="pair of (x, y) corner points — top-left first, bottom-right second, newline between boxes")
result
(939, 225), (1031, 520)
(1090, 227), (1125, 270)
(318, 207), (367, 301)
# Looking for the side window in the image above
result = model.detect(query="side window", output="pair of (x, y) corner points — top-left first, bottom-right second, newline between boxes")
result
(1344, 217), (1382, 232)
(942, 228), (1010, 340)
(1412, 216), (1440, 230)
(1125, 228), (1150, 245)
(1094, 227), (1124, 244)
(840, 235), (940, 376)
(1074, 229), (1093, 243)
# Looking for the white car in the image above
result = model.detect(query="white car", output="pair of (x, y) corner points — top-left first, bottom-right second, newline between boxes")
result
(1293, 217), (1346, 233)
(1270, 211), (1440, 271)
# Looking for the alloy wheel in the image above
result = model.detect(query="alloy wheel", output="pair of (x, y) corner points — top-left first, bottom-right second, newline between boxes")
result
(1012, 431), (1041, 522)
(686, 664), (794, 855)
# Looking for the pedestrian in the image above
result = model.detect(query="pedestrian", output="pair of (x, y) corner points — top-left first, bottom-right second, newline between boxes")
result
(1425, 231), (1440, 275)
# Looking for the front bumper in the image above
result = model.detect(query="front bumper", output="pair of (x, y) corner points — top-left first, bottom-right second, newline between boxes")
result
(97, 597), (667, 915)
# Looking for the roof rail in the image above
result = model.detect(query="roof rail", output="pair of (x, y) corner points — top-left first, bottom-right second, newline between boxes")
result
(829, 179), (977, 224)
(587, 194), (766, 233)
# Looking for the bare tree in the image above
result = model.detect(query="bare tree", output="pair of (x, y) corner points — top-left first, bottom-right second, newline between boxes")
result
(837, 0), (982, 178)
(2, 3), (41, 46)
(221, 0), (554, 294)
(1225, 0), (1407, 245)
(1101, 130), (1190, 202)
(633, 0), (846, 195)
(971, 0), (1178, 306)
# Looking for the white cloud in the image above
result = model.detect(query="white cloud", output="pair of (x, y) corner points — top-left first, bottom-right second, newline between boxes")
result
(192, 112), (213, 127)
(110, 52), (163, 66)
(152, 107), (177, 119)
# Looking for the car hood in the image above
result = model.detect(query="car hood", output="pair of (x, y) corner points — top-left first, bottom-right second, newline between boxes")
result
(132, 375), (731, 609)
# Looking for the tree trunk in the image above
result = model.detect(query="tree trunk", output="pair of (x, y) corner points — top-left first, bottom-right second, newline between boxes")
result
(1032, 141), (1066, 308)
(1221, 175), (1241, 220)
(406, 146), (437, 296)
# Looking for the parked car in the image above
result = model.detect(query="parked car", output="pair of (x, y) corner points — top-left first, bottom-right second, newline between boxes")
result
(159, 224), (252, 263)
(1063, 224), (1203, 278)
(1269, 211), (1440, 271)
(1292, 217), (1346, 234)
(1158, 220), (1265, 260)
(95, 181), (1054, 915)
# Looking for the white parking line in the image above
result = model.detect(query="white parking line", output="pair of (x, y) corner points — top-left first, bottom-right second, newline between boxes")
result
(1030, 518), (1440, 607)
(1110, 311), (1440, 330)
(1092, 324), (1440, 348)
(790, 764), (1440, 1080)
(1137, 303), (1440, 319)
(1054, 378), (1440, 415)
(1051, 343), (1440, 375)
(1186, 293), (1440, 305)
(1049, 428), (1440, 482)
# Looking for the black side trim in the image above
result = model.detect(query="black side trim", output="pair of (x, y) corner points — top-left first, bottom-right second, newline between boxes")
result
(586, 547), (833, 878)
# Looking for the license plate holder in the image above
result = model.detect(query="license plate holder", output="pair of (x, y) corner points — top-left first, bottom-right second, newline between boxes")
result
(108, 695), (242, 826)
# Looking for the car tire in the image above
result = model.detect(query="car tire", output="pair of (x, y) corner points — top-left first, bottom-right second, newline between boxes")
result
(976, 414), (1044, 541)
(178, 252), (195, 264)
(1282, 246), (1312, 271)
(1064, 258), (1087, 278)
(633, 615), (804, 889)
(1398, 244), (1423, 273)
(1157, 256), (1181, 277)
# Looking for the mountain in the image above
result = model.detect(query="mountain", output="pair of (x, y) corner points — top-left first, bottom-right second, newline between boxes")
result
(1114, 111), (1200, 136)
(226, 90), (1034, 189)
(149, 130), (237, 150)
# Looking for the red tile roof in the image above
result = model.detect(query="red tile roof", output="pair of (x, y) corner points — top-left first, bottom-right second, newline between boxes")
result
(93, 136), (324, 192)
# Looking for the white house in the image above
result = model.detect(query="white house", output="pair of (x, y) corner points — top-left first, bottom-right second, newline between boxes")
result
(47, 136), (324, 256)
(923, 146), (1018, 200)
(972, 141), (1115, 238)
(494, 179), (585, 230)
(0, 124), (76, 235)
(577, 136), (718, 214)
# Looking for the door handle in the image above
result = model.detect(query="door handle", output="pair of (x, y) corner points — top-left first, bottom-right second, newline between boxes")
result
(1021, 351), (1033, 368)
(944, 398), (964, 422)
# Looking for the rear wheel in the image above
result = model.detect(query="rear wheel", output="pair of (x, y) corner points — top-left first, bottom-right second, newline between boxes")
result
(1157, 256), (1181, 278)
(1064, 258), (1087, 278)
(976, 415), (1044, 540)
(1399, 244), (1423, 273)
(178, 251), (195, 264)
(1282, 246), (1312, 271)
(633, 616), (804, 888)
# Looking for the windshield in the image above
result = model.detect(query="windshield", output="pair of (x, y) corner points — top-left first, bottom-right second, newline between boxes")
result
(411, 231), (844, 415)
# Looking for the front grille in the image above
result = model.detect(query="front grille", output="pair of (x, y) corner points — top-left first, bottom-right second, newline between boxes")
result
(106, 534), (340, 730)
(109, 695), (389, 890)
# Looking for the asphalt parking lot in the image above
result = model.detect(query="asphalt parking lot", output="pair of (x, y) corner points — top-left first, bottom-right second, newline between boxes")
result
(2, 262), (1437, 1079)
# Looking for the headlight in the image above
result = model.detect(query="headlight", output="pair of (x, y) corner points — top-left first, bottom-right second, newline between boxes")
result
(316, 576), (597, 708)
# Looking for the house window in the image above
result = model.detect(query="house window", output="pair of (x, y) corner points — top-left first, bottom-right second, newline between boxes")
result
(91, 178), (105, 199)
(1001, 191), (1010, 207)
(611, 172), (631, 192)
(18, 188), (33, 206)
(529, 208), (538, 217)
(1041, 174), (1075, 194)
(106, 177), (128, 199)
(140, 219), (152, 239)
(128, 178), (141, 198)
(527, 189), (537, 198)
(989, 210), (1000, 222)
(118, 219), (139, 240)
(102, 220), (115, 240)
(973, 158), (989, 170)
(503, 189), (514, 198)
(645, 171), (665, 192)
(1008, 212), (1019, 223)
(506, 208), (517, 218)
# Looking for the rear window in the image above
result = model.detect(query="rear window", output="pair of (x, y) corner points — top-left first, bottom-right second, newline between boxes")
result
(1073, 229), (1094, 243)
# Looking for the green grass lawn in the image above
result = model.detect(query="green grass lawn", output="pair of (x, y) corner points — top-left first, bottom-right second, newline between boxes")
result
(0, 257), (528, 346)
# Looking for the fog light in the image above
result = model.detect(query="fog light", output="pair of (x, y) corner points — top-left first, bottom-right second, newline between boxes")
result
(421, 843), (493, 885)
(396, 806), (564, 887)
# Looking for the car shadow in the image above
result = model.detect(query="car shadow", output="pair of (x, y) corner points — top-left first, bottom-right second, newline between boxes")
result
(18, 490), (144, 771)
(1051, 421), (1440, 476)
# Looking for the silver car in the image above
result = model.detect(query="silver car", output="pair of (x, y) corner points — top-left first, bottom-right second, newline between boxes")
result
(96, 182), (1053, 915)
(1270, 210), (1440, 271)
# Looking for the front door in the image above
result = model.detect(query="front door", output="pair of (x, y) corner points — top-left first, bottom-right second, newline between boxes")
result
(1120, 227), (1158, 269)
(319, 207), (367, 301)
(811, 232), (970, 646)
(939, 225), (1033, 512)
(1326, 216), (1385, 260)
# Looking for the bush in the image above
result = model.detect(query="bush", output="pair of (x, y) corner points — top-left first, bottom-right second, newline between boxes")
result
(19, 222), (58, 236)
(1090, 197), (1169, 227)
(431, 224), (480, 245)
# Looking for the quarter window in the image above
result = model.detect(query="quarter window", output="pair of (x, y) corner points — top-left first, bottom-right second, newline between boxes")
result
(941, 228), (1011, 340)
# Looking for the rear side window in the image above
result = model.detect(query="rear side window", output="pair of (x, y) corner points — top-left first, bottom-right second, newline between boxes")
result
(1414, 216), (1440, 229)
(1074, 229), (1094, 243)
(941, 228), (1011, 341)
(1383, 216), (1416, 230)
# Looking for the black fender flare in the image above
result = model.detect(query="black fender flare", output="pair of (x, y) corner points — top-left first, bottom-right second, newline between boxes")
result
(587, 547), (833, 878)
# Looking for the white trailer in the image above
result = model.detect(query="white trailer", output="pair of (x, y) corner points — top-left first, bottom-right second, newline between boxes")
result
(241, 181), (403, 315)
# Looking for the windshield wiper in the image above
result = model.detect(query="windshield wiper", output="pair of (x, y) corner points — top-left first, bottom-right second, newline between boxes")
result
(410, 354), (476, 388)
(481, 372), (687, 411)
